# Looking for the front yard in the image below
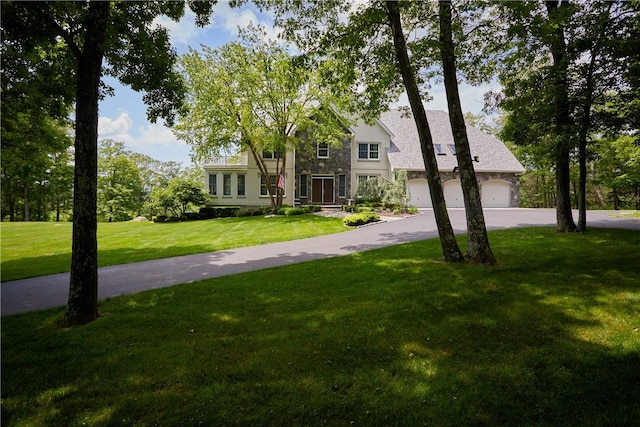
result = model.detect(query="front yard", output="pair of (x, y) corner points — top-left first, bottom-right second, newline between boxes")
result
(2, 228), (639, 426)
(0, 215), (346, 281)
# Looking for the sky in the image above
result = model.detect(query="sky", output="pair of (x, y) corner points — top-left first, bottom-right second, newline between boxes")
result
(97, 1), (498, 167)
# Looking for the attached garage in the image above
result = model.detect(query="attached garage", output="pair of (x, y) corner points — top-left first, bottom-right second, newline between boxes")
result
(408, 179), (431, 208)
(481, 180), (511, 208)
(443, 179), (464, 208)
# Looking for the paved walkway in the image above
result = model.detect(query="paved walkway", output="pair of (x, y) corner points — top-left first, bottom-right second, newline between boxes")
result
(2, 209), (639, 316)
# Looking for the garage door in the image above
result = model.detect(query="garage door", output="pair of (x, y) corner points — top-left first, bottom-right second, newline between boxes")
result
(481, 180), (511, 208)
(408, 179), (432, 208)
(443, 179), (464, 208)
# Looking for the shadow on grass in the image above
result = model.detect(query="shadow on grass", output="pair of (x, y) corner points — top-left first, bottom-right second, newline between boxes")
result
(2, 228), (639, 425)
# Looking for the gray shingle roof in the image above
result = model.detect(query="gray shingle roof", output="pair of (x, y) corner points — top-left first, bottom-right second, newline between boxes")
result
(380, 109), (525, 173)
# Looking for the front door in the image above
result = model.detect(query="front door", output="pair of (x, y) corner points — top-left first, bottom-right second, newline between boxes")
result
(311, 176), (334, 204)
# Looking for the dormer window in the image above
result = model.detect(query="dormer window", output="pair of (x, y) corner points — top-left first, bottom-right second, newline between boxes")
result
(317, 142), (329, 158)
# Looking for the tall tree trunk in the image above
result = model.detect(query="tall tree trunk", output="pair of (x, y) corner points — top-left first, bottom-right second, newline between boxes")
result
(247, 143), (276, 210)
(546, 0), (576, 232)
(64, 1), (109, 326)
(439, 0), (496, 265)
(385, 1), (464, 263)
(23, 183), (30, 221)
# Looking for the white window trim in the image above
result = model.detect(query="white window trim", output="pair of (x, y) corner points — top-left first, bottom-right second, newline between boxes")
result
(259, 174), (286, 197)
(357, 142), (380, 161)
(317, 143), (329, 159)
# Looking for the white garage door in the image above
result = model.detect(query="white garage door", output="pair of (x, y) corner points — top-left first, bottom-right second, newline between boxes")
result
(408, 179), (432, 208)
(481, 180), (511, 208)
(443, 179), (464, 208)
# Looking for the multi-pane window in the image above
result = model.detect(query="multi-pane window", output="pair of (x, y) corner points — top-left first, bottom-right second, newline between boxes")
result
(317, 142), (329, 158)
(435, 144), (446, 155)
(237, 174), (246, 196)
(262, 150), (284, 159)
(260, 174), (278, 196)
(358, 143), (380, 160)
(357, 175), (377, 186)
(338, 175), (346, 198)
(299, 174), (308, 198)
(208, 174), (217, 196)
(223, 174), (231, 196)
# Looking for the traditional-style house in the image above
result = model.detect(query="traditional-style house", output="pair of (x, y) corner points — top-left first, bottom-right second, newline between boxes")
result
(202, 109), (525, 209)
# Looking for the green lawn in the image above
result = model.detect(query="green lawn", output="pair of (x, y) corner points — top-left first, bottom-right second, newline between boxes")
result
(2, 228), (639, 426)
(0, 215), (346, 281)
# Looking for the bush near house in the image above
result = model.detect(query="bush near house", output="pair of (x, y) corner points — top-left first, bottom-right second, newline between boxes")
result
(343, 211), (380, 226)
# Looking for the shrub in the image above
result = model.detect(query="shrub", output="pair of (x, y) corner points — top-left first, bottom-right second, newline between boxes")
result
(357, 206), (374, 213)
(199, 207), (217, 219)
(343, 211), (380, 227)
(342, 205), (357, 212)
(277, 207), (307, 216)
(154, 215), (168, 223)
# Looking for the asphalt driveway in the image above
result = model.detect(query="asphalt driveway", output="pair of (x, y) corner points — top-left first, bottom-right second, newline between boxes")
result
(2, 209), (638, 316)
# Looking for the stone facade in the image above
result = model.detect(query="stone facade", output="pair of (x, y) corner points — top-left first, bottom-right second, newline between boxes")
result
(295, 137), (352, 205)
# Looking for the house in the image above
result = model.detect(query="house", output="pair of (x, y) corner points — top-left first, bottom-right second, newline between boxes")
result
(202, 109), (526, 209)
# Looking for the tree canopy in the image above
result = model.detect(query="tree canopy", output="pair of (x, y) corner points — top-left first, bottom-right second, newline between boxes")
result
(173, 33), (350, 210)
(1, 0), (215, 325)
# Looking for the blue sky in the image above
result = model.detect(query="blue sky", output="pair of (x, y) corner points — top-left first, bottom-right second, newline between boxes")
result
(97, 1), (497, 167)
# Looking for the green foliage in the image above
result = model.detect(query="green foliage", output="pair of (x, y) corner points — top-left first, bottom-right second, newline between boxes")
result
(356, 171), (409, 209)
(174, 32), (351, 209)
(97, 140), (144, 222)
(2, 229), (639, 425)
(149, 177), (209, 218)
(343, 211), (380, 226)
(277, 207), (308, 216)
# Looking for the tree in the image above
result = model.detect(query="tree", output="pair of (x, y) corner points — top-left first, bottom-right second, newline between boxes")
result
(97, 140), (143, 222)
(495, 0), (638, 231)
(1, 12), (74, 222)
(385, 1), (464, 262)
(263, 0), (466, 262)
(130, 153), (183, 216)
(438, 0), (495, 264)
(173, 34), (349, 211)
(2, 1), (215, 325)
(149, 176), (208, 218)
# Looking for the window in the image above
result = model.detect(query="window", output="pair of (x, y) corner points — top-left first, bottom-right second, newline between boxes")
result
(262, 150), (283, 159)
(237, 174), (246, 196)
(358, 143), (380, 160)
(338, 175), (346, 198)
(223, 174), (231, 196)
(208, 174), (217, 196)
(317, 143), (329, 158)
(435, 144), (446, 155)
(260, 174), (279, 196)
(448, 144), (457, 155)
(299, 174), (308, 198)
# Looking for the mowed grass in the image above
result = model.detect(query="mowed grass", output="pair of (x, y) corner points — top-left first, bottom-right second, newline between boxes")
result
(0, 215), (346, 281)
(2, 228), (639, 426)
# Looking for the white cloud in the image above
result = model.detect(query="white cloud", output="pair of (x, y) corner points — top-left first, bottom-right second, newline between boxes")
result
(98, 113), (192, 164)
(153, 11), (203, 46)
(214, 2), (281, 42)
(98, 112), (133, 136)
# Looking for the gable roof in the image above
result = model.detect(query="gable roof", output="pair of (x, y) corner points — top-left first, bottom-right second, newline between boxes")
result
(380, 109), (525, 174)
